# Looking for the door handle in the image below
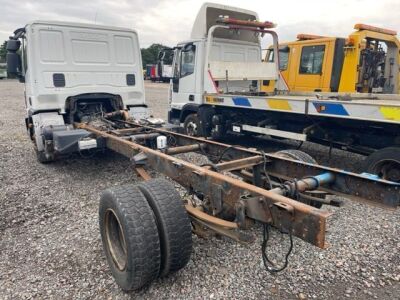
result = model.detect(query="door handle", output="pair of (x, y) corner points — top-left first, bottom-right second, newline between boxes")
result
(189, 95), (194, 101)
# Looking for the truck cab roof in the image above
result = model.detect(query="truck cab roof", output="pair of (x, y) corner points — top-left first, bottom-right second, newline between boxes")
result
(25, 20), (138, 34)
(190, 2), (259, 43)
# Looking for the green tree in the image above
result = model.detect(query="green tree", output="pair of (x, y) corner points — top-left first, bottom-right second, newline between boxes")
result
(0, 41), (7, 63)
(140, 43), (169, 68)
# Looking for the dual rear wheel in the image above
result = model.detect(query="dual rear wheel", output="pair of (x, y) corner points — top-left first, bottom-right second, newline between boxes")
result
(99, 178), (192, 291)
(98, 146), (399, 291)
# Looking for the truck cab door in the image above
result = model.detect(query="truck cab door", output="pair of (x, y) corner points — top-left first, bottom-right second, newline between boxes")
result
(169, 43), (197, 110)
(294, 44), (327, 92)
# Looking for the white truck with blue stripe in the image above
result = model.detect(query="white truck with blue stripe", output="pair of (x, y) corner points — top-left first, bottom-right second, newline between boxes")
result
(168, 3), (400, 182)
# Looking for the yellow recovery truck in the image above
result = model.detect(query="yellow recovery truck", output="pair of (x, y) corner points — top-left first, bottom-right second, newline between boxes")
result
(263, 24), (400, 94)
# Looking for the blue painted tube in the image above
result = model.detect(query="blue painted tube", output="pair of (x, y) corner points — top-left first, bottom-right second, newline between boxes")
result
(270, 172), (336, 196)
(312, 172), (335, 187)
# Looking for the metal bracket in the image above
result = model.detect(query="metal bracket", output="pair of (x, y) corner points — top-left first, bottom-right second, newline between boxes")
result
(234, 200), (246, 227)
(210, 183), (223, 214)
(273, 202), (294, 215)
(240, 195), (272, 224)
(271, 202), (295, 233)
(132, 151), (147, 165)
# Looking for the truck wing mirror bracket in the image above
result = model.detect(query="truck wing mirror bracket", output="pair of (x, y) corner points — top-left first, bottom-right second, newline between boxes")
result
(182, 43), (194, 52)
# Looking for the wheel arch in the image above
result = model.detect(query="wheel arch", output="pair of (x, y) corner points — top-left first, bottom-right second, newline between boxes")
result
(179, 103), (200, 123)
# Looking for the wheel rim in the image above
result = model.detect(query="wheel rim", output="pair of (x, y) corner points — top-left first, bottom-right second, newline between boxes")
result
(186, 121), (198, 136)
(105, 209), (128, 271)
(370, 159), (400, 182)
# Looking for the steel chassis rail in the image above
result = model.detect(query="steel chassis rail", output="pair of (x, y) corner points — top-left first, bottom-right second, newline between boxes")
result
(78, 121), (399, 249)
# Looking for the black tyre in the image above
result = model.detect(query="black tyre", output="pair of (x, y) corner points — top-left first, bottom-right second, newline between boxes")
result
(99, 185), (161, 291)
(361, 147), (400, 183)
(138, 178), (192, 277)
(275, 149), (324, 208)
(183, 114), (200, 137)
(275, 149), (317, 164)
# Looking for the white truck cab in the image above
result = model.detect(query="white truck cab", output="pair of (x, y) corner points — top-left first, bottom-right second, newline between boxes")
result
(7, 21), (146, 162)
(168, 3), (287, 137)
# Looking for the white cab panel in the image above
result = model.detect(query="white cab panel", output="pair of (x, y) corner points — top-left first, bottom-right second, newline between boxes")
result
(25, 21), (145, 113)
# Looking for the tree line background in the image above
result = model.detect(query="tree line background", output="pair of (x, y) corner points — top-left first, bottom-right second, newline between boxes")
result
(0, 41), (7, 63)
(0, 40), (168, 68)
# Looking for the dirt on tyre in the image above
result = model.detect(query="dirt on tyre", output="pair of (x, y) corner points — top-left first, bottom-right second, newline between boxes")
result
(138, 178), (192, 277)
(99, 185), (161, 291)
(183, 114), (200, 137)
(275, 149), (317, 164)
(361, 147), (400, 183)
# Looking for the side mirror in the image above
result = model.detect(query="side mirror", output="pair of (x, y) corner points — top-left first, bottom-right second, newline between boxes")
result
(6, 39), (24, 82)
(6, 39), (21, 51)
(6, 52), (21, 75)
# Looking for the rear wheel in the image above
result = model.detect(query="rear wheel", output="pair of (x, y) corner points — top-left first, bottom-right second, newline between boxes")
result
(361, 147), (400, 183)
(183, 114), (200, 137)
(99, 185), (161, 291)
(138, 178), (192, 277)
(275, 149), (325, 208)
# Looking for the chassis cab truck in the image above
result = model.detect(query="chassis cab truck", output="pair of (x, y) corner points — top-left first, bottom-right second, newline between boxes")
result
(7, 21), (146, 162)
(168, 3), (400, 183)
(168, 3), (287, 136)
(5, 6), (400, 293)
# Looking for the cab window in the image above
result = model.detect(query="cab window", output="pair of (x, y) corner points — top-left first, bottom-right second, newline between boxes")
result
(173, 49), (181, 78)
(266, 49), (274, 63)
(180, 46), (195, 78)
(266, 48), (289, 71)
(299, 45), (325, 74)
(278, 50), (289, 71)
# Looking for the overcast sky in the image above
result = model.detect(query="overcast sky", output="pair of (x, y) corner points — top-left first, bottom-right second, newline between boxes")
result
(0, 0), (399, 48)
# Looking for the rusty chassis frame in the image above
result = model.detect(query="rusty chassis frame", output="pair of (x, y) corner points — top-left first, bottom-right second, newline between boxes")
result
(77, 120), (399, 249)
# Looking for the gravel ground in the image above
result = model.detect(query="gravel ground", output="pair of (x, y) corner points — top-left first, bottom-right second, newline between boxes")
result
(0, 80), (399, 299)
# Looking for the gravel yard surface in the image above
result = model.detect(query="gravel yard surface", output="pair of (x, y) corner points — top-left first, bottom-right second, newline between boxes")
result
(0, 80), (399, 299)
